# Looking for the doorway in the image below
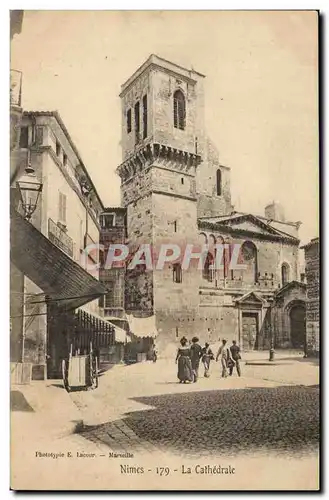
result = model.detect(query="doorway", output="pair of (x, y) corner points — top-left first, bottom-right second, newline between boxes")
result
(242, 312), (259, 351)
(289, 304), (306, 349)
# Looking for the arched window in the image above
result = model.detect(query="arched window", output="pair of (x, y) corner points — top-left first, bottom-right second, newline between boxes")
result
(241, 241), (258, 284)
(202, 252), (215, 282)
(216, 169), (222, 196)
(216, 236), (225, 281)
(281, 263), (290, 286)
(173, 90), (186, 130)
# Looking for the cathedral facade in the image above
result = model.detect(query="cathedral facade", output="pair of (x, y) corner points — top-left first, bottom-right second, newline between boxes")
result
(116, 55), (306, 355)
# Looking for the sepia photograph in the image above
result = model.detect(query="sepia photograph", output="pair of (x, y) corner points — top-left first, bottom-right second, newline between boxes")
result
(9, 10), (319, 491)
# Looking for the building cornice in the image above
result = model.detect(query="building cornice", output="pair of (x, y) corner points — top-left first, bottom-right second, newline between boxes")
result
(117, 142), (201, 183)
(120, 54), (204, 97)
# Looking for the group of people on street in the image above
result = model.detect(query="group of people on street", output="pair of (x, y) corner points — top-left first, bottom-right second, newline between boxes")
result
(175, 336), (241, 383)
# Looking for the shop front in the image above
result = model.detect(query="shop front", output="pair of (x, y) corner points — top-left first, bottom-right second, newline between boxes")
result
(125, 315), (158, 363)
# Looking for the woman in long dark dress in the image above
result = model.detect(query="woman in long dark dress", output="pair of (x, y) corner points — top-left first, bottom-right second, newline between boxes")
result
(190, 336), (202, 382)
(175, 337), (193, 383)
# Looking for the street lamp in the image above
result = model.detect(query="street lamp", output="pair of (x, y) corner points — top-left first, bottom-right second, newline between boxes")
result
(16, 165), (43, 221)
(269, 303), (275, 361)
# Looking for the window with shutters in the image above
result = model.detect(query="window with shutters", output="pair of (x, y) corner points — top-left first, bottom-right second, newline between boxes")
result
(127, 108), (132, 133)
(134, 101), (140, 144)
(19, 126), (29, 148)
(142, 95), (148, 139)
(173, 90), (186, 130)
(58, 192), (67, 224)
(100, 213), (116, 229)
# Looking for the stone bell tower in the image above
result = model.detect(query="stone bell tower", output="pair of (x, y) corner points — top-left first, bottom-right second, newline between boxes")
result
(116, 55), (206, 350)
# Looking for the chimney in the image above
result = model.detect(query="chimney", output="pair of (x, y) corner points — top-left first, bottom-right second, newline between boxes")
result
(265, 201), (285, 222)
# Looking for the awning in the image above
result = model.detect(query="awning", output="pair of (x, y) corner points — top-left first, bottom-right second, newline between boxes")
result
(78, 309), (127, 344)
(112, 323), (127, 343)
(126, 314), (158, 338)
(104, 317), (130, 343)
(10, 206), (107, 310)
(74, 309), (114, 349)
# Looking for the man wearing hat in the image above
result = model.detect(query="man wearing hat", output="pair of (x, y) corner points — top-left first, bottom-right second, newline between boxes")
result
(201, 342), (214, 378)
(190, 336), (202, 382)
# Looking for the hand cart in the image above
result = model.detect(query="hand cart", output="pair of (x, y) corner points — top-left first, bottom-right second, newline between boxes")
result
(62, 341), (98, 392)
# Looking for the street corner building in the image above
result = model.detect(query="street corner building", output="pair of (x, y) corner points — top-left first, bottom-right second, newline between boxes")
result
(10, 108), (128, 383)
(115, 55), (308, 357)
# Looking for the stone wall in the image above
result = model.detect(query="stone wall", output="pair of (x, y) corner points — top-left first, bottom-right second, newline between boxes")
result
(152, 163), (196, 199)
(121, 72), (151, 161)
(125, 193), (154, 314)
(304, 238), (320, 356)
(196, 138), (232, 217)
(120, 60), (205, 162)
(151, 69), (205, 155)
(122, 168), (152, 207)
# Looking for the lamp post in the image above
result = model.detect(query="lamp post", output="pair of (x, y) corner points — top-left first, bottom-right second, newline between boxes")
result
(16, 164), (43, 220)
(269, 303), (275, 361)
(14, 163), (43, 369)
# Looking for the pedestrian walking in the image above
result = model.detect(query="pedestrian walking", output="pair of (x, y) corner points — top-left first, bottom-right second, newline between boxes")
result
(152, 345), (158, 363)
(216, 339), (234, 378)
(201, 342), (214, 377)
(190, 336), (202, 382)
(175, 337), (193, 383)
(229, 340), (241, 376)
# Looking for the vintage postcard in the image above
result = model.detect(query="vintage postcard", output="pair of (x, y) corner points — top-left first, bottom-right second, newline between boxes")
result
(10, 10), (319, 491)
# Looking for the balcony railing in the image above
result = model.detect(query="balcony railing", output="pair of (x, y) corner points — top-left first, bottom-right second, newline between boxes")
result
(223, 278), (279, 290)
(48, 218), (74, 258)
(10, 69), (23, 107)
(202, 277), (280, 291)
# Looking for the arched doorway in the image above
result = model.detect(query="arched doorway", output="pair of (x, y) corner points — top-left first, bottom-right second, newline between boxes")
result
(289, 303), (306, 349)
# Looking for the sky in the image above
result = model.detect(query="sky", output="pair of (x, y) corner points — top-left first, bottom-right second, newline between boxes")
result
(10, 10), (319, 245)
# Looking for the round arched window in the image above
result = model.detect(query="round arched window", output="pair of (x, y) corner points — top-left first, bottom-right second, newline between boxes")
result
(173, 90), (186, 130)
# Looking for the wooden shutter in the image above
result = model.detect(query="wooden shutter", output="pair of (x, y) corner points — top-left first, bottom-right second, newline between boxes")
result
(58, 192), (67, 223)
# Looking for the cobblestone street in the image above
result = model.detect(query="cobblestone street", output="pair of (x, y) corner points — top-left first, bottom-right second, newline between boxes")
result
(72, 352), (319, 459)
(120, 385), (319, 458)
(11, 353), (319, 490)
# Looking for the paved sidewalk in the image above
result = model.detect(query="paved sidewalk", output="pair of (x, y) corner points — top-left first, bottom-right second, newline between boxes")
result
(11, 379), (83, 445)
